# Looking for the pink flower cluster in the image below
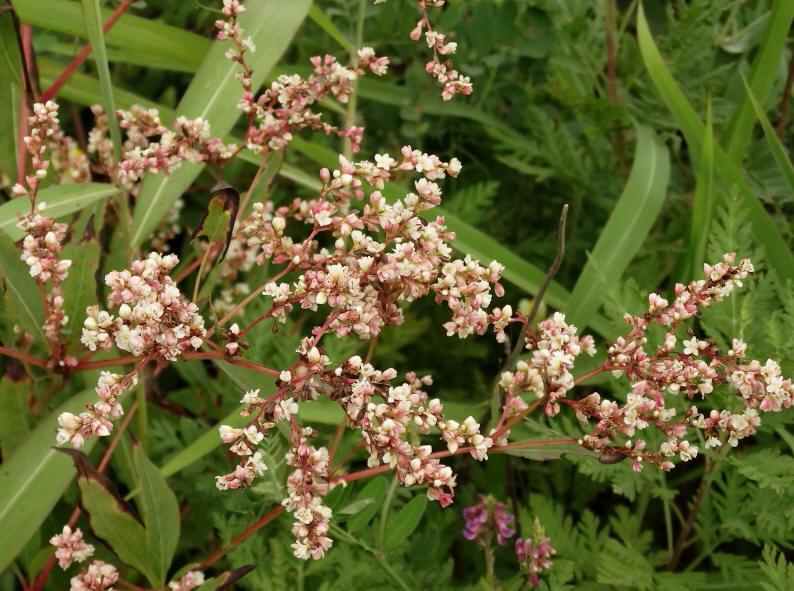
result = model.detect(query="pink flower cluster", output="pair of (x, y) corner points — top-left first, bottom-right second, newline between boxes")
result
(553, 254), (793, 471)
(69, 561), (118, 591)
(49, 525), (94, 569)
(57, 370), (138, 448)
(282, 424), (333, 560)
(18, 203), (74, 352)
(515, 518), (556, 587)
(168, 570), (205, 591)
(462, 494), (515, 546)
(81, 253), (205, 361)
(401, 0), (473, 100)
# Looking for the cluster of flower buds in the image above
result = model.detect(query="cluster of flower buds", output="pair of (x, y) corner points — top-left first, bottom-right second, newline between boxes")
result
(462, 494), (515, 547)
(69, 560), (118, 591)
(282, 424), (333, 560)
(11, 101), (60, 201)
(167, 570), (205, 591)
(401, 0), (473, 100)
(239, 147), (506, 344)
(214, 2), (387, 154)
(559, 255), (793, 471)
(515, 518), (556, 588)
(81, 253), (206, 361)
(50, 525), (95, 569)
(18, 203), (74, 350)
(57, 370), (138, 448)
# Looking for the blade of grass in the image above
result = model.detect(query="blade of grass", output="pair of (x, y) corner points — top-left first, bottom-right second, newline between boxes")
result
(566, 124), (670, 329)
(128, 0), (312, 250)
(722, 0), (794, 164)
(637, 4), (794, 284)
(686, 101), (715, 283)
(742, 75), (794, 196)
(80, 0), (120, 162)
(308, 5), (354, 54)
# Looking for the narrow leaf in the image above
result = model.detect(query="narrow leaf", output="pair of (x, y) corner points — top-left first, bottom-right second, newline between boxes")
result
(637, 4), (794, 284)
(307, 5), (354, 53)
(129, 0), (312, 249)
(81, 0), (121, 161)
(0, 389), (97, 574)
(0, 78), (20, 179)
(0, 229), (46, 346)
(382, 495), (428, 550)
(347, 476), (389, 532)
(0, 8), (22, 84)
(133, 443), (180, 585)
(0, 182), (117, 240)
(565, 124), (670, 328)
(686, 101), (715, 282)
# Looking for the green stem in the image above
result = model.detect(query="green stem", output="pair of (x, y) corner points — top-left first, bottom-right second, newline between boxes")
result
(136, 370), (148, 452)
(377, 475), (399, 550)
(342, 0), (366, 160)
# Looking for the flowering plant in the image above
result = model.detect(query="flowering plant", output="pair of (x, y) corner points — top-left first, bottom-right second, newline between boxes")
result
(2, 1), (794, 590)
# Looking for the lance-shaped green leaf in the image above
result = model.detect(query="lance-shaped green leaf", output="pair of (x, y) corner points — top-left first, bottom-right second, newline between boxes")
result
(80, 0), (121, 161)
(59, 447), (158, 585)
(0, 8), (22, 84)
(0, 79), (20, 179)
(382, 494), (428, 550)
(0, 389), (97, 574)
(684, 102), (715, 283)
(0, 182), (118, 240)
(348, 476), (389, 532)
(499, 438), (600, 462)
(0, 229), (45, 346)
(636, 4), (794, 285)
(560, 124), (670, 329)
(133, 443), (180, 586)
(60, 204), (103, 344)
(129, 0), (312, 249)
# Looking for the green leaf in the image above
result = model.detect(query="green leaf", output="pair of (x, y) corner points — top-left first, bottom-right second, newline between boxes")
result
(0, 389), (98, 574)
(636, 4), (794, 284)
(0, 182), (118, 240)
(0, 229), (45, 346)
(81, 0), (121, 162)
(347, 476), (389, 532)
(67, 450), (156, 584)
(565, 124), (670, 329)
(500, 439), (599, 462)
(60, 204), (102, 346)
(742, 76), (794, 198)
(307, 5), (354, 53)
(129, 0), (312, 249)
(382, 494), (428, 550)
(12, 0), (208, 73)
(721, 0), (794, 164)
(0, 372), (34, 458)
(133, 443), (180, 585)
(0, 8), (22, 84)
(0, 78), (20, 179)
(684, 101), (715, 283)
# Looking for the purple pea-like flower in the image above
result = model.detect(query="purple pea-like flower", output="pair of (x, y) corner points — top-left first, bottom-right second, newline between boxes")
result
(462, 493), (515, 546)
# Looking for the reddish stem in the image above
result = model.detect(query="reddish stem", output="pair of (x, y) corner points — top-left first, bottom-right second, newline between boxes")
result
(0, 345), (47, 368)
(74, 355), (138, 371)
(38, 0), (136, 103)
(199, 505), (286, 568)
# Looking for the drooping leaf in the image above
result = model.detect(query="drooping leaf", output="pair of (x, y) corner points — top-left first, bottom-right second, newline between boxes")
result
(0, 389), (97, 574)
(565, 124), (670, 329)
(347, 476), (390, 532)
(60, 447), (157, 585)
(133, 442), (180, 585)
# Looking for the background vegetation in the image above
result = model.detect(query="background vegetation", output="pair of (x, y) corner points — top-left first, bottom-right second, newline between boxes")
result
(2, 0), (794, 589)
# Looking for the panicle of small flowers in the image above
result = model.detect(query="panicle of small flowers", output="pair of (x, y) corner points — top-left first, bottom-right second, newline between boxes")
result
(282, 424), (333, 560)
(379, 0), (472, 100)
(167, 570), (205, 591)
(567, 255), (792, 471)
(49, 525), (95, 569)
(17, 202), (74, 354)
(12, 101), (60, 202)
(462, 494), (515, 547)
(56, 370), (138, 448)
(69, 560), (118, 591)
(80, 253), (206, 361)
(515, 517), (555, 588)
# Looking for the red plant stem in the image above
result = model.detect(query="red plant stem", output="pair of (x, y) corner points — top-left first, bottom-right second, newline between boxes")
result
(30, 402), (139, 591)
(38, 0), (136, 103)
(573, 364), (622, 386)
(488, 398), (543, 443)
(199, 505), (286, 568)
(225, 356), (280, 377)
(72, 351), (280, 376)
(74, 355), (139, 371)
(0, 345), (47, 368)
